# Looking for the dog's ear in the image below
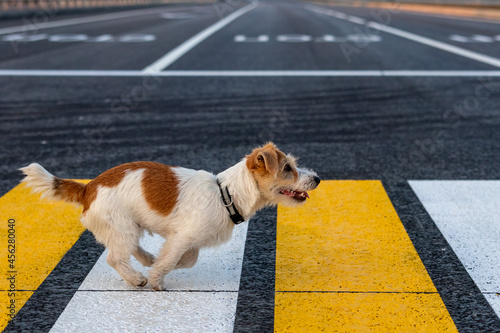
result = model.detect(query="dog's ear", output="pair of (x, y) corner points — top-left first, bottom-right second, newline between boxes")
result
(246, 143), (280, 178)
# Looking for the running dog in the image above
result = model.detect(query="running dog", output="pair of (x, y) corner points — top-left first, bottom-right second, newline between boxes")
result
(19, 142), (320, 290)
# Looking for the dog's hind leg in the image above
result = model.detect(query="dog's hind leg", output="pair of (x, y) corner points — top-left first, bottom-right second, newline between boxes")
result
(148, 237), (192, 291)
(175, 248), (199, 269)
(133, 246), (156, 267)
(107, 245), (148, 287)
(102, 220), (148, 287)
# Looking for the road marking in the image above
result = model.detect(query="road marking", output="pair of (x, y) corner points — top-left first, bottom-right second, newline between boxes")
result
(307, 6), (500, 69)
(450, 34), (471, 43)
(275, 181), (457, 332)
(234, 34), (269, 42)
(50, 224), (248, 332)
(0, 70), (500, 77)
(472, 35), (494, 43)
(234, 34), (381, 43)
(160, 12), (198, 19)
(0, 181), (89, 331)
(0, 7), (176, 36)
(1, 34), (156, 43)
(142, 1), (258, 73)
(409, 180), (500, 318)
(347, 16), (366, 25)
(276, 34), (312, 42)
(450, 34), (500, 43)
(51, 292), (238, 333)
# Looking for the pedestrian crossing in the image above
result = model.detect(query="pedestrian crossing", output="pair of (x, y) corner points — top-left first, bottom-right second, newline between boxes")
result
(0, 181), (89, 331)
(50, 226), (248, 332)
(410, 181), (500, 319)
(275, 181), (456, 332)
(1, 180), (499, 332)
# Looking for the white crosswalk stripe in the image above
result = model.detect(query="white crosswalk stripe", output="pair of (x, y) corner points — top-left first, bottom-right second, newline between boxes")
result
(410, 180), (500, 318)
(50, 224), (248, 332)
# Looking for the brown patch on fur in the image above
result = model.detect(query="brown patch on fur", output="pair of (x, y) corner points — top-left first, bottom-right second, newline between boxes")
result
(246, 142), (286, 178)
(246, 142), (298, 199)
(81, 162), (179, 215)
(141, 163), (179, 216)
(245, 143), (306, 205)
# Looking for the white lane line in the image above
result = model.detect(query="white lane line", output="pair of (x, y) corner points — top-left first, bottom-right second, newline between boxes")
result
(142, 1), (258, 73)
(0, 7), (175, 36)
(409, 180), (500, 317)
(307, 6), (500, 69)
(366, 22), (500, 68)
(347, 16), (366, 25)
(160, 12), (199, 19)
(1, 69), (500, 77)
(50, 224), (248, 332)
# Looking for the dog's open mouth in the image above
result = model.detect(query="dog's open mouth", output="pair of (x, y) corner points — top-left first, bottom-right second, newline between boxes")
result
(279, 189), (309, 202)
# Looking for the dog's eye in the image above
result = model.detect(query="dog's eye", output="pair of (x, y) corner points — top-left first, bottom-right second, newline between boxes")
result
(284, 164), (292, 172)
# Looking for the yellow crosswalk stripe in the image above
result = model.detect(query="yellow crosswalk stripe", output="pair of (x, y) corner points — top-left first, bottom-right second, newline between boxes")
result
(0, 181), (88, 330)
(275, 180), (457, 332)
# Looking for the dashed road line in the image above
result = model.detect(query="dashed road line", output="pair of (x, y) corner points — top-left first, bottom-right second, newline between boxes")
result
(0, 7), (179, 36)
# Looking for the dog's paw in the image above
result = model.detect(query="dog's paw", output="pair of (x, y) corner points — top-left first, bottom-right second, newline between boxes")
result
(125, 274), (148, 288)
(151, 281), (165, 291)
(149, 273), (165, 290)
(137, 277), (148, 287)
(148, 271), (164, 290)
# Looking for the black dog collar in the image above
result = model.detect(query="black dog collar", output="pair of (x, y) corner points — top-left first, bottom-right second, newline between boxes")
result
(216, 179), (245, 225)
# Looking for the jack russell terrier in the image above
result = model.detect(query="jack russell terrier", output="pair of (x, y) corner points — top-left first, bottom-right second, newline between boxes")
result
(20, 142), (320, 290)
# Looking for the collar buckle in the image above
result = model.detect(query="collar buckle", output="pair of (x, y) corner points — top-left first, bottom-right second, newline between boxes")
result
(216, 179), (246, 225)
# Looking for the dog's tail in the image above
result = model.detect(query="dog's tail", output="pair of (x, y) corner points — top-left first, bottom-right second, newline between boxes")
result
(19, 163), (86, 205)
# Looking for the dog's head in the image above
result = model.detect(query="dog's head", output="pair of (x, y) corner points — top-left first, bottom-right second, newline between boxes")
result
(246, 142), (320, 207)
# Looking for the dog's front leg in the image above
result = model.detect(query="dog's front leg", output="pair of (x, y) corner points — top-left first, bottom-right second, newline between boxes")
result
(148, 238), (192, 291)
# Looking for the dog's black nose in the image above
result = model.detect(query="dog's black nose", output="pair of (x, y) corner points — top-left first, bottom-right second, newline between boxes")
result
(313, 176), (321, 185)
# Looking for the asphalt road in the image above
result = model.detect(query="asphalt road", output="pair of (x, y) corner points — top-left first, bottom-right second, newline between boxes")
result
(1, 0), (500, 331)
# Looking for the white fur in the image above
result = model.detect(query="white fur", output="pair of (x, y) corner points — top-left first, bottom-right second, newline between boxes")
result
(295, 167), (320, 191)
(20, 147), (320, 291)
(19, 163), (57, 200)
